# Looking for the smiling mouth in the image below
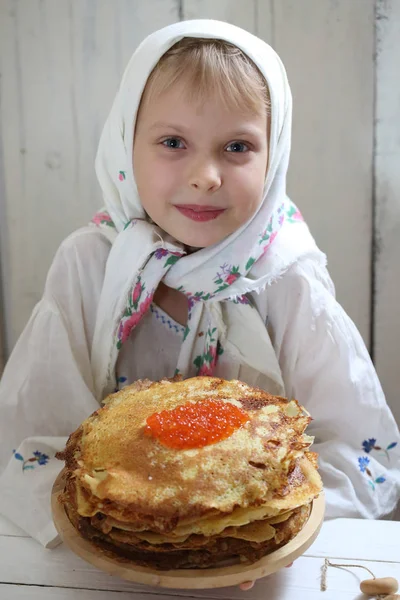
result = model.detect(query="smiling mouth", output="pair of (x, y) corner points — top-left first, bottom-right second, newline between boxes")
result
(174, 204), (226, 222)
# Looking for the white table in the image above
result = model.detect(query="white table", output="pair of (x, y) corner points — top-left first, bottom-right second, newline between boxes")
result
(0, 515), (399, 600)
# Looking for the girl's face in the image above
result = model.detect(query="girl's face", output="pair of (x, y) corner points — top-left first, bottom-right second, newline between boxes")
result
(133, 80), (268, 248)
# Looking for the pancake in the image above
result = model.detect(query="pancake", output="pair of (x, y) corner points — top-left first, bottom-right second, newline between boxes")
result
(57, 376), (322, 568)
(59, 377), (317, 526)
(63, 495), (312, 569)
(64, 452), (319, 540)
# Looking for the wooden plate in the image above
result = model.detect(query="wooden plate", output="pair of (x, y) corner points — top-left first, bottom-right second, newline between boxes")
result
(51, 469), (325, 589)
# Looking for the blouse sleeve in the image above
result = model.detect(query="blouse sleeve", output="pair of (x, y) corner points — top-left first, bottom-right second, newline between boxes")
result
(0, 229), (110, 546)
(267, 258), (400, 519)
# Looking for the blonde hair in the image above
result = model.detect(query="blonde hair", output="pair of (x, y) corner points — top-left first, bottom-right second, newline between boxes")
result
(140, 37), (270, 116)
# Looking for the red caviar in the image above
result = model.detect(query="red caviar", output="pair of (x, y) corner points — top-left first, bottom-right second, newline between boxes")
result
(144, 399), (250, 449)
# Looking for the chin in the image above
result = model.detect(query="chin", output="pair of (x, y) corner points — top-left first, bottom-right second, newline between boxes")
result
(173, 231), (226, 248)
(181, 222), (235, 248)
(148, 213), (232, 248)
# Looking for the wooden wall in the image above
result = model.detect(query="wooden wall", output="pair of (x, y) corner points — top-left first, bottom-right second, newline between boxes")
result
(374, 0), (400, 425)
(0, 0), (398, 424)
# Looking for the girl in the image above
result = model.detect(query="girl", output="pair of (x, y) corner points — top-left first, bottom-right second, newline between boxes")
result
(0, 19), (399, 558)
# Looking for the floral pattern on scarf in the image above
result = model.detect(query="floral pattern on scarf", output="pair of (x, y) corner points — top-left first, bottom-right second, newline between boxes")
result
(91, 198), (303, 377)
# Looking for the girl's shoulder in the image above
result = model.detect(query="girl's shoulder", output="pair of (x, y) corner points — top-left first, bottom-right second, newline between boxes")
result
(250, 256), (338, 327)
(49, 226), (111, 272)
(282, 256), (335, 296)
(254, 256), (335, 304)
(44, 226), (112, 298)
(57, 225), (112, 257)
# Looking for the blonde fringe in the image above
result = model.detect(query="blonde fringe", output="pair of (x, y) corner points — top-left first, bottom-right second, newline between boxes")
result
(141, 37), (270, 115)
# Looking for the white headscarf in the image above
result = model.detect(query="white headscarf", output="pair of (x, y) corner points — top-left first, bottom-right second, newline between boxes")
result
(91, 19), (325, 400)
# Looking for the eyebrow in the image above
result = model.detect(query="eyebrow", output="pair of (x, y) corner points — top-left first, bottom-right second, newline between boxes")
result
(149, 121), (263, 137)
(149, 122), (187, 132)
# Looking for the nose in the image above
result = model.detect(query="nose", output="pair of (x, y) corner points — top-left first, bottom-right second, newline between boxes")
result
(188, 159), (222, 193)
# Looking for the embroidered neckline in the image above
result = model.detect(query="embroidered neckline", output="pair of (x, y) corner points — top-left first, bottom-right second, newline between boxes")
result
(150, 303), (185, 336)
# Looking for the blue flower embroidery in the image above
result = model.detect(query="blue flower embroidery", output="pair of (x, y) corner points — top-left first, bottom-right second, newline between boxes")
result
(358, 456), (370, 473)
(357, 436), (398, 491)
(362, 438), (377, 453)
(361, 438), (397, 461)
(33, 451), (50, 466)
(13, 450), (49, 473)
(357, 455), (386, 491)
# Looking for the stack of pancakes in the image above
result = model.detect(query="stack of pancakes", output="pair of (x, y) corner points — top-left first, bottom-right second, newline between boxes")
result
(56, 376), (322, 569)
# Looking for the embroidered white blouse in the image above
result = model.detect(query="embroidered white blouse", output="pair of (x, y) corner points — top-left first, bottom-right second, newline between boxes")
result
(0, 226), (399, 547)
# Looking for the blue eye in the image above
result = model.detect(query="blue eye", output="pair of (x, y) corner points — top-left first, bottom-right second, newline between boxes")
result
(226, 141), (249, 153)
(162, 137), (185, 149)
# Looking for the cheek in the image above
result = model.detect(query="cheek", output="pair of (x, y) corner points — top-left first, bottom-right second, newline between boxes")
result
(230, 163), (265, 212)
(134, 148), (175, 203)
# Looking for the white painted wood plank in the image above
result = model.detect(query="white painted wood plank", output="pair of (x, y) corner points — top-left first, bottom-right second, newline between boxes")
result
(0, 519), (399, 597)
(271, 0), (374, 345)
(0, 0), (179, 351)
(305, 518), (400, 562)
(0, 586), (178, 600)
(374, 0), (400, 425)
(0, 309), (4, 375)
(0, 514), (27, 538)
(255, 0), (273, 43)
(0, 555), (399, 600)
(1, 515), (398, 560)
(182, 0), (256, 32)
